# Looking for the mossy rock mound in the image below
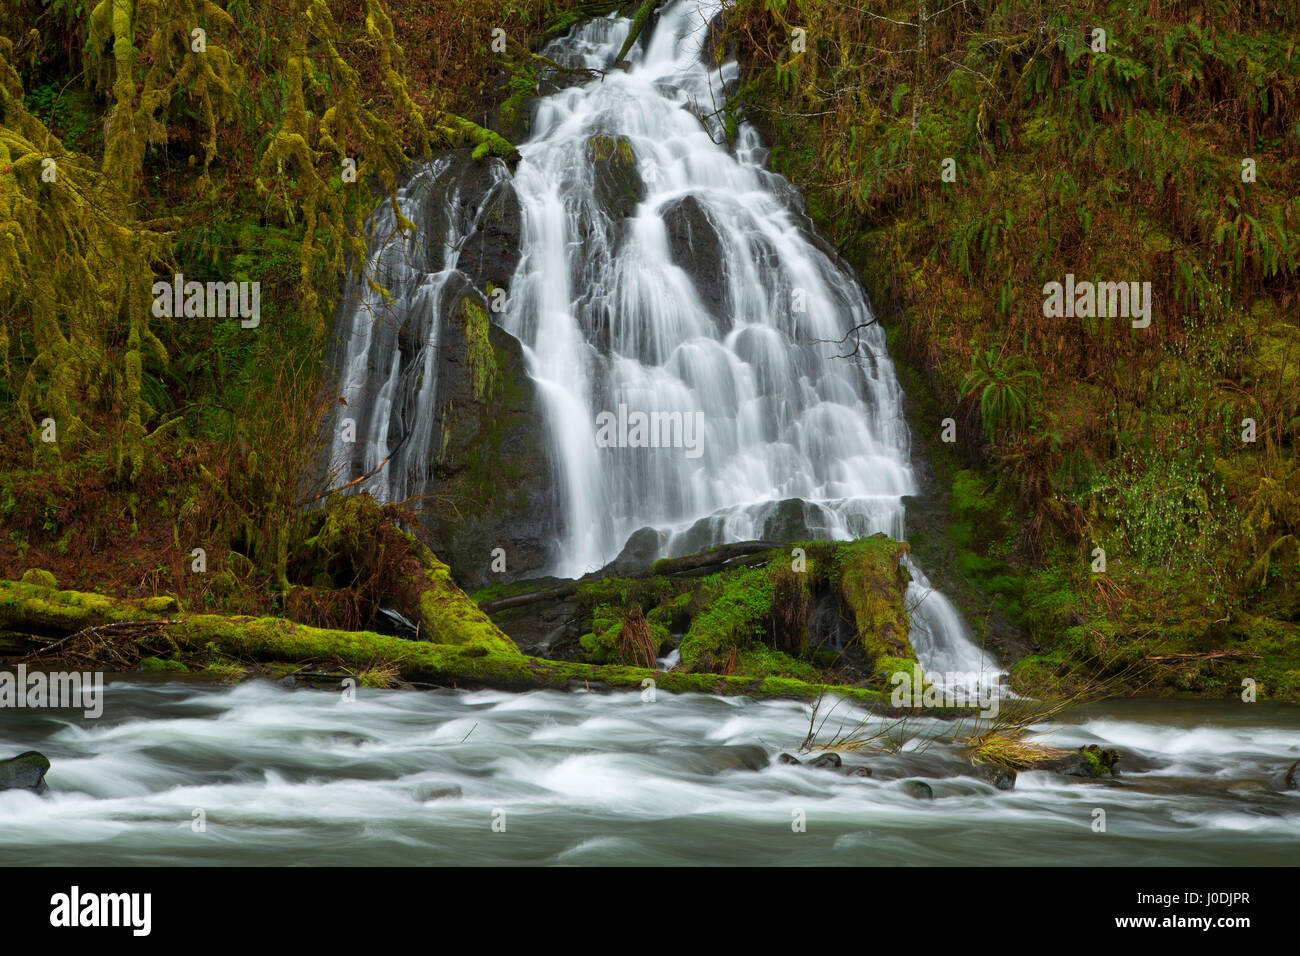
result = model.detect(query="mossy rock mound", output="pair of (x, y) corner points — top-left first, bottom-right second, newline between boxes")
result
(560, 536), (917, 684)
(19, 568), (57, 589)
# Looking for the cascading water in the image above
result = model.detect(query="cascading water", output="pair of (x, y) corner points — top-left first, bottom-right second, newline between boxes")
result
(505, 1), (998, 684)
(327, 157), (516, 506)
(328, 0), (999, 686)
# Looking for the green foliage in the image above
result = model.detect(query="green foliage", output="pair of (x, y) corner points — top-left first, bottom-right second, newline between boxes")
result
(959, 347), (1040, 442)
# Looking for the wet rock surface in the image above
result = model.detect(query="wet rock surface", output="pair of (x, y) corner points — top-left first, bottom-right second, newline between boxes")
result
(0, 751), (50, 794)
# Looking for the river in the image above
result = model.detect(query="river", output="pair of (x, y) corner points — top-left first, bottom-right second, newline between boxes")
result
(1, 679), (1295, 865)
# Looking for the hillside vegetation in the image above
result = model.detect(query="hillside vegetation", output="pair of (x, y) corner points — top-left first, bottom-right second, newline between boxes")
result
(723, 0), (1300, 698)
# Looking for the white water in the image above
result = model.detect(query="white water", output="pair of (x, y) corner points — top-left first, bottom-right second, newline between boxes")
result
(1, 681), (1295, 865)
(327, 158), (514, 504)
(327, 0), (999, 685)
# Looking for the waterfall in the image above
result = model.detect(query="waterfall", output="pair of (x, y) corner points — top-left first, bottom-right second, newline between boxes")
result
(506, 1), (998, 684)
(328, 0), (1000, 686)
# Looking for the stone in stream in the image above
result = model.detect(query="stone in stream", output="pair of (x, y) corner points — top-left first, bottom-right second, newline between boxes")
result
(843, 766), (873, 778)
(1045, 744), (1122, 778)
(417, 784), (464, 801)
(1226, 780), (1269, 794)
(981, 765), (1017, 791)
(1287, 761), (1300, 792)
(0, 751), (51, 794)
(902, 780), (934, 800)
(777, 753), (802, 766)
(687, 745), (768, 774)
(807, 752), (842, 770)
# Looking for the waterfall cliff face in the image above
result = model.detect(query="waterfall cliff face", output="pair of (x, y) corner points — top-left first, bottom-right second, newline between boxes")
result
(328, 0), (998, 681)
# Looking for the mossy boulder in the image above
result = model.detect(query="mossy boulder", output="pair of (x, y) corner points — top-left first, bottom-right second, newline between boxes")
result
(19, 568), (57, 589)
(832, 536), (915, 665)
(0, 751), (51, 794)
(587, 134), (644, 221)
(557, 537), (916, 681)
(424, 284), (557, 589)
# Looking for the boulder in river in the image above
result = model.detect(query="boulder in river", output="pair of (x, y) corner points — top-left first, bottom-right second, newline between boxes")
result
(611, 526), (667, 574)
(807, 752), (842, 770)
(0, 751), (50, 794)
(685, 744), (768, 774)
(1285, 761), (1299, 791)
(1045, 744), (1122, 778)
(980, 764), (1017, 791)
(902, 780), (934, 800)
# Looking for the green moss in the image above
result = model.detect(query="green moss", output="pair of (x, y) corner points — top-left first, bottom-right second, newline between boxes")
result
(139, 656), (188, 673)
(831, 536), (915, 666)
(19, 568), (57, 588)
(678, 563), (775, 672)
(460, 296), (500, 401)
(735, 644), (818, 682)
(0, 577), (981, 712)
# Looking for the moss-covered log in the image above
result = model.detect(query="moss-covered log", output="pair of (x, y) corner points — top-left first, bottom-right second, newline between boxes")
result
(0, 578), (970, 713)
(614, 0), (656, 64)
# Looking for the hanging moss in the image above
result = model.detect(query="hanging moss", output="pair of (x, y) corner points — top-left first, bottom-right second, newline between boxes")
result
(460, 296), (501, 401)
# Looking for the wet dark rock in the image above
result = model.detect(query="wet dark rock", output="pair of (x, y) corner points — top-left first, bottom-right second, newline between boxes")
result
(981, 765), (1017, 791)
(754, 498), (836, 544)
(902, 780), (934, 800)
(424, 281), (558, 588)
(455, 174), (523, 292)
(661, 194), (728, 327)
(1287, 761), (1300, 791)
(485, 579), (581, 659)
(843, 766), (873, 778)
(1045, 744), (1123, 778)
(416, 782), (464, 801)
(1226, 780), (1269, 794)
(807, 752), (842, 770)
(410, 151), (518, 282)
(371, 606), (420, 639)
(331, 149), (553, 589)
(668, 515), (727, 557)
(778, 753), (802, 765)
(700, 10), (733, 63)
(0, 751), (51, 794)
(612, 526), (667, 574)
(588, 134), (644, 222)
(687, 745), (768, 774)
(807, 591), (854, 653)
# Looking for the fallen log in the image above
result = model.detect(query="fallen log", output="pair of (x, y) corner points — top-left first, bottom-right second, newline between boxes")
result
(0, 579), (963, 713)
(614, 0), (656, 64)
(477, 540), (779, 614)
(649, 541), (778, 576)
